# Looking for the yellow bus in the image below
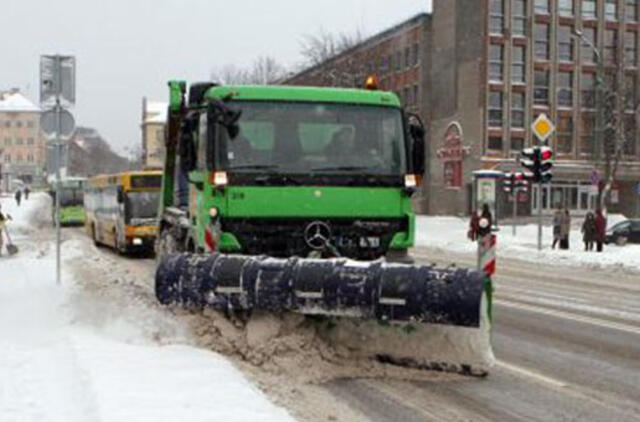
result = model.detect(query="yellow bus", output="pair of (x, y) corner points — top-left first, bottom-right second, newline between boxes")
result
(85, 170), (162, 254)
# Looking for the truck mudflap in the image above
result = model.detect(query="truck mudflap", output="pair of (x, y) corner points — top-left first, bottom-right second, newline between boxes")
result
(156, 253), (495, 375)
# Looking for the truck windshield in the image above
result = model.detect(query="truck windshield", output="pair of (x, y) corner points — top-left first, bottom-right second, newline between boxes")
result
(125, 191), (160, 221)
(220, 101), (406, 175)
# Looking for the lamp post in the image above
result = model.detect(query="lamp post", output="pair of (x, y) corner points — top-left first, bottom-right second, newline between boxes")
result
(572, 29), (604, 166)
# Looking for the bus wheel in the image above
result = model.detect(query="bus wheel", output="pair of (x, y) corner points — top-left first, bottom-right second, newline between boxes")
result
(115, 231), (126, 255)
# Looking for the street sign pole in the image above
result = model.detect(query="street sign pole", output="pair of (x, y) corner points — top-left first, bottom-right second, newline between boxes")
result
(55, 56), (62, 285)
(513, 191), (518, 236)
(537, 182), (543, 251)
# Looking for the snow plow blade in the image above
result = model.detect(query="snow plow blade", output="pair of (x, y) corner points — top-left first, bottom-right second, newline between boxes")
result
(156, 253), (495, 375)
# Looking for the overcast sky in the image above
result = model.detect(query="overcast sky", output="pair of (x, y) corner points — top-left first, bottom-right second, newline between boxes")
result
(0, 0), (431, 156)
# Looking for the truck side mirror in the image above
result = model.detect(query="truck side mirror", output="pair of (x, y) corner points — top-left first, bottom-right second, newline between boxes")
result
(408, 114), (426, 176)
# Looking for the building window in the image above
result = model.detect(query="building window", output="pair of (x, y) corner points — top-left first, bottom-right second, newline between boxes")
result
(404, 86), (412, 105)
(489, 44), (504, 82)
(557, 116), (574, 153)
(4, 154), (10, 163)
(27, 121), (35, 128)
(27, 154), (33, 163)
(381, 56), (389, 74)
(490, 0), (504, 34)
(534, 69), (550, 105)
(512, 0), (527, 36)
(511, 137), (525, 152)
(535, 0), (550, 14)
(626, 74), (637, 110)
(405, 47), (411, 68)
(606, 0), (618, 20)
(512, 46), (526, 83)
(534, 23), (550, 60)
(626, 31), (638, 66)
(582, 0), (597, 18)
(395, 51), (402, 71)
(558, 71), (574, 107)
(627, 0), (638, 21)
(4, 138), (11, 146)
(16, 121), (23, 128)
(488, 136), (504, 150)
(488, 91), (504, 127)
(582, 72), (596, 108)
(4, 121), (10, 128)
(581, 27), (597, 63)
(27, 137), (34, 145)
(558, 25), (574, 62)
(580, 113), (595, 154)
(605, 29), (618, 64)
(412, 43), (420, 66)
(512, 92), (526, 128)
(413, 85), (419, 105)
(16, 138), (24, 145)
(558, 0), (574, 16)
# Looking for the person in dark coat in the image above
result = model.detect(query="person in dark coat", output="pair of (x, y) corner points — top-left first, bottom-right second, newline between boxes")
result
(560, 209), (571, 250)
(594, 209), (607, 252)
(468, 211), (480, 241)
(14, 189), (22, 207)
(24, 187), (30, 200)
(552, 209), (563, 249)
(581, 212), (596, 251)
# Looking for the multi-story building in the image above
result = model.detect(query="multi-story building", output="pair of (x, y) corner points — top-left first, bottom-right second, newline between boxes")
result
(284, 13), (433, 212)
(141, 98), (167, 169)
(0, 89), (45, 191)
(430, 0), (640, 216)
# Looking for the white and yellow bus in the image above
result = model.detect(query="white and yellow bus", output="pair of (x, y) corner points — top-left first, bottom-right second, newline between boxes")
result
(84, 170), (162, 254)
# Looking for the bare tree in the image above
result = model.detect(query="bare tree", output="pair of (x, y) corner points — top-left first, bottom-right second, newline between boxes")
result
(595, 53), (638, 212)
(210, 56), (286, 85)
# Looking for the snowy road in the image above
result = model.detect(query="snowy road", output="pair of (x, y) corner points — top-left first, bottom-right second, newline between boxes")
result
(322, 248), (640, 421)
(3, 194), (639, 421)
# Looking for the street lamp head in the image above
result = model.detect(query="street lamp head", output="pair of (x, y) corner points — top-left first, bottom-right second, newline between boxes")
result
(572, 28), (583, 37)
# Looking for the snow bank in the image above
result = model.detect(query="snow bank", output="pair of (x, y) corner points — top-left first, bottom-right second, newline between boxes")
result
(416, 215), (640, 272)
(0, 194), (294, 422)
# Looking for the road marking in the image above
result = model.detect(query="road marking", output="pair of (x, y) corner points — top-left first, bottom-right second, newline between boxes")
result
(496, 360), (568, 388)
(495, 299), (640, 336)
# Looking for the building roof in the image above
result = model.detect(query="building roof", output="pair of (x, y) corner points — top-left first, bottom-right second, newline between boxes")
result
(284, 12), (431, 83)
(205, 85), (401, 107)
(0, 91), (40, 112)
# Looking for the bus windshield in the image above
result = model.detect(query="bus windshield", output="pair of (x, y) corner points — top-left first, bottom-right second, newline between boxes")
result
(125, 191), (160, 222)
(219, 101), (407, 175)
(59, 188), (84, 207)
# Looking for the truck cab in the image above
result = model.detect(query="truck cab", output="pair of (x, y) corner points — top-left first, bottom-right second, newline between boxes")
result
(156, 81), (425, 262)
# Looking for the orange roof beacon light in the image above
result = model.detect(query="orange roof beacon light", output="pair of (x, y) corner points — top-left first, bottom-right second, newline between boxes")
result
(365, 75), (379, 91)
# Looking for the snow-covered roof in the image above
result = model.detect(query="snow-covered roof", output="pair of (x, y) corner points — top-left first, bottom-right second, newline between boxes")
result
(0, 92), (40, 112)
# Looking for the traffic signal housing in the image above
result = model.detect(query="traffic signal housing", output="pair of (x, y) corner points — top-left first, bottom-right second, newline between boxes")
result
(520, 147), (554, 183)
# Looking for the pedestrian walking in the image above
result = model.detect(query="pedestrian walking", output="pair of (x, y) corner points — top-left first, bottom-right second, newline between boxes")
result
(560, 209), (571, 250)
(14, 189), (22, 207)
(24, 186), (30, 200)
(594, 208), (607, 252)
(0, 204), (12, 257)
(468, 210), (480, 241)
(581, 212), (596, 251)
(552, 209), (563, 249)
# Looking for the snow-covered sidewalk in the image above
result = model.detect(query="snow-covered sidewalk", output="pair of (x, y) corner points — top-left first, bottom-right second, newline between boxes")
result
(0, 193), (294, 422)
(416, 215), (640, 272)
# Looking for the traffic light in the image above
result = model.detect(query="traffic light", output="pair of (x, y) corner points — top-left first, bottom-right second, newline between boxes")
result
(504, 172), (529, 194)
(520, 147), (553, 183)
(503, 172), (513, 193)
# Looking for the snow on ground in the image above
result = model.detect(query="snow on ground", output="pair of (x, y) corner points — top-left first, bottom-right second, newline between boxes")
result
(0, 193), (294, 422)
(416, 215), (640, 273)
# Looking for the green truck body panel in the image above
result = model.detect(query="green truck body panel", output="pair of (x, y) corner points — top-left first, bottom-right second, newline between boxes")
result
(162, 84), (416, 259)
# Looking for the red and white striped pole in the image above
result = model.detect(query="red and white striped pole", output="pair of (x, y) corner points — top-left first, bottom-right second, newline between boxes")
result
(478, 233), (497, 277)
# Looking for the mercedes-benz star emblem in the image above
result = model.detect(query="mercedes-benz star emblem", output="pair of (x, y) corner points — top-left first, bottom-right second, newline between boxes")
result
(304, 221), (332, 250)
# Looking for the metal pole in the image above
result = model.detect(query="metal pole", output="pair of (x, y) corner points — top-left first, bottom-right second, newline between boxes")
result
(537, 182), (543, 251)
(513, 191), (518, 236)
(55, 55), (62, 285)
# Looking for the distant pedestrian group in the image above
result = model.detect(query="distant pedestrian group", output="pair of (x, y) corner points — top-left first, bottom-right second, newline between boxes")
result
(587, 209), (607, 252)
(13, 186), (29, 207)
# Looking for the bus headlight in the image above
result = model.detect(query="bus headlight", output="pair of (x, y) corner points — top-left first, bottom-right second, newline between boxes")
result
(133, 238), (143, 246)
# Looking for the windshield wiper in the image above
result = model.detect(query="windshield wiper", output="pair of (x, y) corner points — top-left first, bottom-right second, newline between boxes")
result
(227, 164), (281, 171)
(311, 166), (375, 172)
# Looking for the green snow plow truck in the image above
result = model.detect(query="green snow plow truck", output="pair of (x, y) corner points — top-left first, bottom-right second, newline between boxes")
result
(154, 81), (494, 375)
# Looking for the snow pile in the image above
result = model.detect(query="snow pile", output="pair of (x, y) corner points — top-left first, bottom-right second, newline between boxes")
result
(0, 193), (294, 422)
(416, 215), (640, 272)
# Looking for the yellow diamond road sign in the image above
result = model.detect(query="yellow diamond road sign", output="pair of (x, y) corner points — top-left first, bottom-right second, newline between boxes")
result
(532, 113), (555, 142)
